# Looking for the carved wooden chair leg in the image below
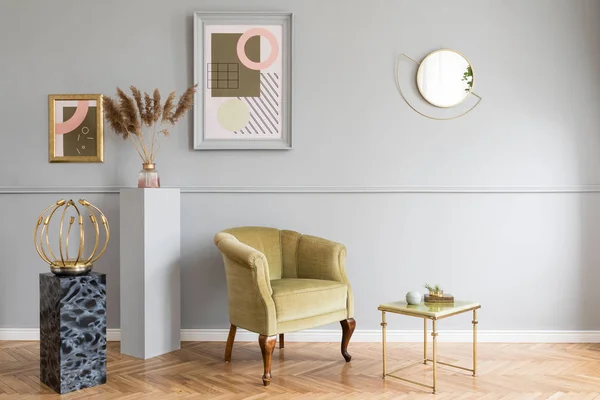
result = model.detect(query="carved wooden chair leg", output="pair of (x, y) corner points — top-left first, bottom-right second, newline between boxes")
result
(224, 324), (236, 362)
(340, 318), (356, 362)
(259, 334), (277, 386)
(279, 333), (284, 349)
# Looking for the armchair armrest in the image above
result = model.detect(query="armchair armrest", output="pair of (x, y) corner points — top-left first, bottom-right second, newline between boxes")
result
(214, 232), (277, 335)
(296, 234), (354, 318)
(214, 232), (273, 295)
(215, 233), (270, 272)
(296, 235), (349, 283)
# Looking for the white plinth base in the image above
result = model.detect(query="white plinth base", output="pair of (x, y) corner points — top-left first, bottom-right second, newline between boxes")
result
(119, 188), (181, 359)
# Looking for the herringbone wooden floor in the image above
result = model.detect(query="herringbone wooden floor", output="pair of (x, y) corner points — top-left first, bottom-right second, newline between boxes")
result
(1, 341), (599, 399)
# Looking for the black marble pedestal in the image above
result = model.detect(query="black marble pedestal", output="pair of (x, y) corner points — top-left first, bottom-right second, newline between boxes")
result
(39, 272), (107, 394)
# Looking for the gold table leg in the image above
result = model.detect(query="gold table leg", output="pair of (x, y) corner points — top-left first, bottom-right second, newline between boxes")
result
(473, 309), (478, 377)
(423, 318), (427, 364)
(432, 319), (438, 394)
(381, 311), (387, 378)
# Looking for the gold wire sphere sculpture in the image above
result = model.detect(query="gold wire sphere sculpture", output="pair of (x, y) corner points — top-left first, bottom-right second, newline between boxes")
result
(34, 199), (110, 276)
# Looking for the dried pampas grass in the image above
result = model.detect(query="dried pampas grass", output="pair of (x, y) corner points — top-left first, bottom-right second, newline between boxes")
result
(103, 84), (197, 163)
(169, 85), (196, 125)
(162, 91), (177, 124)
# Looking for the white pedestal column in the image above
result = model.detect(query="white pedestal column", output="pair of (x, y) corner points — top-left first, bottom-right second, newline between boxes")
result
(119, 188), (181, 359)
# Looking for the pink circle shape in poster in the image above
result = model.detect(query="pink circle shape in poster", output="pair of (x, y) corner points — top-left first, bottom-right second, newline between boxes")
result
(236, 28), (279, 70)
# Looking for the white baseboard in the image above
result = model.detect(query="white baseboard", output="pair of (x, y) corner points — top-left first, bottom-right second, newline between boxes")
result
(0, 329), (41, 341)
(179, 329), (600, 343)
(2, 328), (599, 343)
(0, 329), (122, 341)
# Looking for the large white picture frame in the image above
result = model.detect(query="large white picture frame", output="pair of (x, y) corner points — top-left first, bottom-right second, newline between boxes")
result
(193, 12), (293, 150)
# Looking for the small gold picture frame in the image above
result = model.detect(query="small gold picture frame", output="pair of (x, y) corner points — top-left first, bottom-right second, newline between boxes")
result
(49, 94), (104, 162)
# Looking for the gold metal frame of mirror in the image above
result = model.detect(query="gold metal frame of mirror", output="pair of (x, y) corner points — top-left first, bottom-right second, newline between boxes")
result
(395, 52), (482, 120)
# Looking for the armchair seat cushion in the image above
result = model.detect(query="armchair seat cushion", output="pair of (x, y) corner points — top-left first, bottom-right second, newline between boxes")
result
(271, 279), (348, 323)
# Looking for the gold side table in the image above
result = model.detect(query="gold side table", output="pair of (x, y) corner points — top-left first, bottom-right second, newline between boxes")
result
(378, 300), (481, 394)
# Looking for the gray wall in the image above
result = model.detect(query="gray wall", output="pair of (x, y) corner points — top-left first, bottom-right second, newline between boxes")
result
(1, 0), (600, 331)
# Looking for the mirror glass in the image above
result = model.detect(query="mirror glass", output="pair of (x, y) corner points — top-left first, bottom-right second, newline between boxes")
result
(416, 50), (473, 108)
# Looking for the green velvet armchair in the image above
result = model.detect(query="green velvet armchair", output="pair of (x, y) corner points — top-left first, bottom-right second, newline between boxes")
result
(214, 226), (355, 386)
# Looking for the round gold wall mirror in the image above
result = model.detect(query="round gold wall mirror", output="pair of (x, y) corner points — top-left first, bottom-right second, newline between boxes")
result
(416, 49), (473, 108)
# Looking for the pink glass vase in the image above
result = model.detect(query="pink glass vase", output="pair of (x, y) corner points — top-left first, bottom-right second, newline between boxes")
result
(138, 163), (160, 188)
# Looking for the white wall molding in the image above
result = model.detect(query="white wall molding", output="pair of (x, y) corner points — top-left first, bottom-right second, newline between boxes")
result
(2, 185), (600, 194)
(3, 329), (599, 343)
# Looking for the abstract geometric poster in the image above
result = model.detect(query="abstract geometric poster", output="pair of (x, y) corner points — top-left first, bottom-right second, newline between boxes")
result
(48, 94), (104, 162)
(194, 13), (292, 149)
